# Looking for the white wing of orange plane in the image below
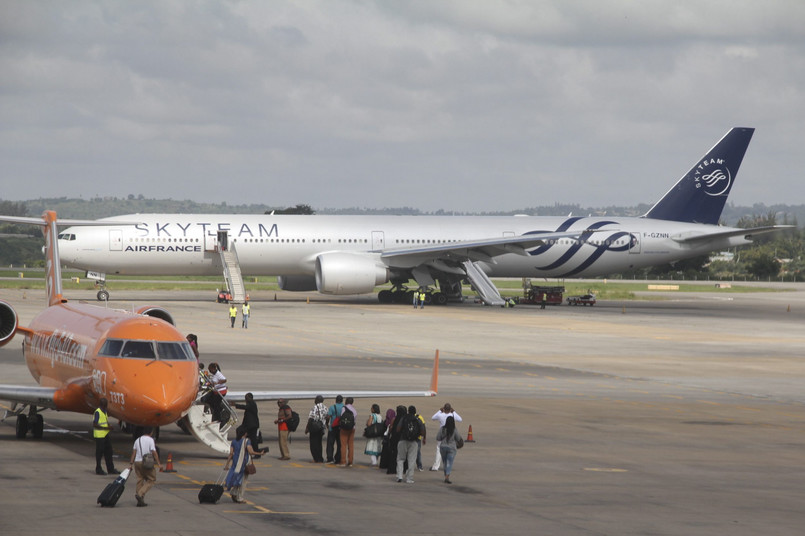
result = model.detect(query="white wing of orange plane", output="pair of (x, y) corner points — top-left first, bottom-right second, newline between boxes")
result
(0, 211), (438, 454)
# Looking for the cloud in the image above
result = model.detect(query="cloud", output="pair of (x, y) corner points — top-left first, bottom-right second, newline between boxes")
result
(1, 1), (804, 211)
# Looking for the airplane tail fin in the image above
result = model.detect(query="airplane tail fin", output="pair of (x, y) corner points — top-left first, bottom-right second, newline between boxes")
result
(644, 127), (754, 224)
(41, 211), (65, 306)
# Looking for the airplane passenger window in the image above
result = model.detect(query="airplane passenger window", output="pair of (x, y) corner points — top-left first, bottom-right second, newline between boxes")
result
(99, 339), (124, 357)
(157, 342), (192, 360)
(121, 340), (156, 359)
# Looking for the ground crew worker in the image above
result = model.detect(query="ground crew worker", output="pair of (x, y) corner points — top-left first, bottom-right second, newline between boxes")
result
(93, 397), (119, 475)
(229, 304), (237, 328)
(419, 290), (426, 309)
(241, 302), (250, 329)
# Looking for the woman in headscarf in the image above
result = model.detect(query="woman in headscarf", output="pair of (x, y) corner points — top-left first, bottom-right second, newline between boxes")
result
(436, 416), (461, 484)
(384, 405), (407, 475)
(378, 408), (397, 470)
(224, 426), (261, 503)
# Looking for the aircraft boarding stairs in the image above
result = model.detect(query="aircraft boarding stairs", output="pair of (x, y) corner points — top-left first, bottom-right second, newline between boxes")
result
(462, 261), (506, 306)
(181, 371), (238, 454)
(220, 247), (247, 304)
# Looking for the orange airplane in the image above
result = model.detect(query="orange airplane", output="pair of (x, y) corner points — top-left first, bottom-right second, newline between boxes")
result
(0, 211), (437, 451)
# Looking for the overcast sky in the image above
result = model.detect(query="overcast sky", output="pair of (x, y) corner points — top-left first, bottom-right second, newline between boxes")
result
(2, 1), (804, 212)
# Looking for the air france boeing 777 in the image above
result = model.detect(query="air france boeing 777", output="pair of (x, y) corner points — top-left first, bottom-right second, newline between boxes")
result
(56, 128), (785, 304)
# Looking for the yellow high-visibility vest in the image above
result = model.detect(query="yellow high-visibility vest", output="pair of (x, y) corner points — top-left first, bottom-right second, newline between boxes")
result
(93, 408), (110, 439)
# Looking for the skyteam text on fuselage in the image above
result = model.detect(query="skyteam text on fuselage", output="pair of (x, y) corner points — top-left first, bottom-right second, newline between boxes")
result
(56, 128), (787, 305)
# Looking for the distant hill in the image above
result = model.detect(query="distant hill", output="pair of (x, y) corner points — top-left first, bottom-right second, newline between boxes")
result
(5, 196), (802, 227)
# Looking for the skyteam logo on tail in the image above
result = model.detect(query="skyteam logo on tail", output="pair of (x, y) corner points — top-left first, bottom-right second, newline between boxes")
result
(694, 158), (731, 196)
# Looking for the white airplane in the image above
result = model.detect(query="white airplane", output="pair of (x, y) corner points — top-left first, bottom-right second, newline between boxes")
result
(56, 127), (787, 305)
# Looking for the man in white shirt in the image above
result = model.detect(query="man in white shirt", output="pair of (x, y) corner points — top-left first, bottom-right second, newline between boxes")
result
(129, 427), (161, 507)
(430, 403), (461, 471)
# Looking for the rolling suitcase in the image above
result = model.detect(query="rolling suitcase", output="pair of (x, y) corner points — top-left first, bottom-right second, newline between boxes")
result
(198, 467), (227, 504)
(97, 468), (131, 507)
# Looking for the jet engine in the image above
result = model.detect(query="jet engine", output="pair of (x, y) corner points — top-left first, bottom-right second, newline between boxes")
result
(135, 306), (176, 326)
(277, 275), (318, 292)
(315, 253), (389, 295)
(0, 300), (18, 347)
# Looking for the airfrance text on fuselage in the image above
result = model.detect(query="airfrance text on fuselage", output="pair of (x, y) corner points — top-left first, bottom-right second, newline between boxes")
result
(125, 222), (279, 252)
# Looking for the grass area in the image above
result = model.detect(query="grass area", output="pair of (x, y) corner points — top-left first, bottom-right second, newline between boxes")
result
(0, 271), (787, 299)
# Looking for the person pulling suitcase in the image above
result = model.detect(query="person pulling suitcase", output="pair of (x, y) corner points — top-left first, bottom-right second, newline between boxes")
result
(129, 427), (161, 507)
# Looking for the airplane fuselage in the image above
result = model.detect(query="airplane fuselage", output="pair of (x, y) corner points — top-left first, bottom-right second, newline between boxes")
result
(60, 214), (752, 281)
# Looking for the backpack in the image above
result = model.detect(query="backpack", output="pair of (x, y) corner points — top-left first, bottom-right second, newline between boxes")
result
(401, 414), (420, 441)
(339, 408), (355, 431)
(286, 409), (300, 432)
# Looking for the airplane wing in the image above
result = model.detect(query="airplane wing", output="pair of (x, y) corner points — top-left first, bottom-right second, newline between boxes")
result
(671, 225), (794, 244)
(228, 389), (437, 404)
(0, 385), (59, 409)
(227, 351), (440, 403)
(0, 215), (143, 227)
(380, 229), (605, 266)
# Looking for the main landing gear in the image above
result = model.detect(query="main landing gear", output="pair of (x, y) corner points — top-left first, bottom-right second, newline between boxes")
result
(377, 286), (449, 305)
(12, 407), (44, 439)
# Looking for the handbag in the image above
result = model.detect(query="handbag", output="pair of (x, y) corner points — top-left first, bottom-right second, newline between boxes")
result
(245, 462), (256, 475)
(139, 437), (155, 470)
(456, 434), (464, 450)
(311, 419), (326, 434)
(363, 422), (385, 438)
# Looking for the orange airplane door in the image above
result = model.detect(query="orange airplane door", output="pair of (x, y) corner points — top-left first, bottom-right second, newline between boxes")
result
(109, 230), (123, 251)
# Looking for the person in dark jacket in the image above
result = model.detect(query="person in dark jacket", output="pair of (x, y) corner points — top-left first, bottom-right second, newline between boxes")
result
(235, 392), (263, 456)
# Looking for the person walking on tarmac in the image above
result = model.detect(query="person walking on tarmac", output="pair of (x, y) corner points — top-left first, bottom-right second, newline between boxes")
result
(241, 301), (250, 329)
(93, 397), (119, 475)
(419, 289), (426, 309)
(229, 304), (238, 328)
(129, 427), (161, 507)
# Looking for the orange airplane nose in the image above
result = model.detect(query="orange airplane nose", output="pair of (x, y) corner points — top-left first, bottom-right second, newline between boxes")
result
(108, 360), (198, 427)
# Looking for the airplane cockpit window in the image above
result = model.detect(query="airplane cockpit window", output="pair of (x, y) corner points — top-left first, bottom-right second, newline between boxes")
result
(99, 339), (124, 357)
(121, 340), (156, 359)
(157, 342), (194, 360)
(100, 339), (194, 360)
(57, 233), (76, 241)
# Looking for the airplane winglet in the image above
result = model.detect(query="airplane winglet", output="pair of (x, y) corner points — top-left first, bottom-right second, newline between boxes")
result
(429, 349), (439, 395)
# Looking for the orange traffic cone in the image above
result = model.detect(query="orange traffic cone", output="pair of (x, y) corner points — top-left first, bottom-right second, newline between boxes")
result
(162, 452), (177, 473)
(465, 425), (476, 443)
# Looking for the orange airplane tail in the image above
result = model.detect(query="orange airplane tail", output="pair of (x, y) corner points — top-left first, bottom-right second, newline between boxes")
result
(41, 211), (65, 306)
(430, 349), (439, 395)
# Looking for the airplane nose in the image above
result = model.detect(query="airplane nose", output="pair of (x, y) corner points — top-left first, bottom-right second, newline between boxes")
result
(111, 361), (198, 427)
